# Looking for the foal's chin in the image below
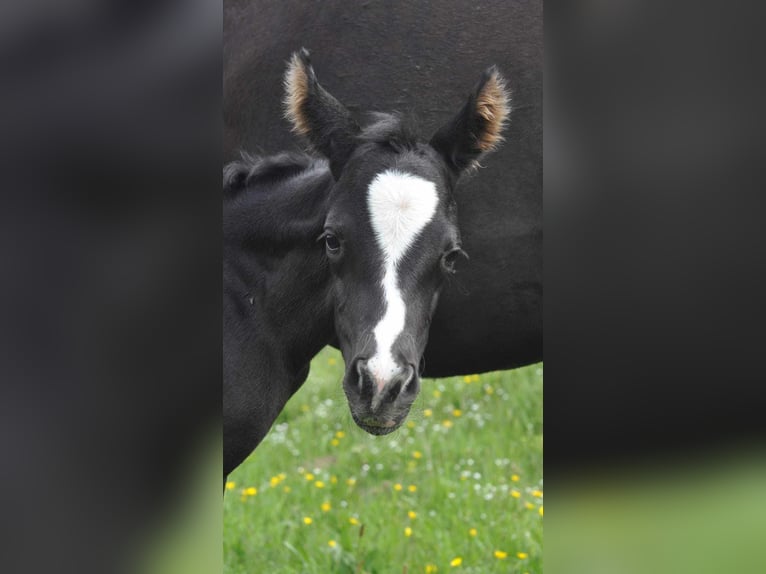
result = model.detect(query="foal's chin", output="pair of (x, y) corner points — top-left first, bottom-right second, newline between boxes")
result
(350, 414), (405, 436)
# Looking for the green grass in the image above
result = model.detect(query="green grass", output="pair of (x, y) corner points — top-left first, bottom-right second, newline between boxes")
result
(224, 347), (543, 574)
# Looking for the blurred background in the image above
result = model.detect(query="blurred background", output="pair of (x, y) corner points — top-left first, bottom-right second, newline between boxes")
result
(546, 0), (766, 572)
(1, 1), (222, 573)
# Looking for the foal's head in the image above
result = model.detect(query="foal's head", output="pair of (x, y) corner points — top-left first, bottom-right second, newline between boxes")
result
(284, 49), (510, 435)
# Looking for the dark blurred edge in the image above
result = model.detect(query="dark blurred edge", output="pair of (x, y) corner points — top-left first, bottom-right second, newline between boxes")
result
(0, 2), (222, 573)
(545, 0), (766, 571)
(545, 0), (766, 475)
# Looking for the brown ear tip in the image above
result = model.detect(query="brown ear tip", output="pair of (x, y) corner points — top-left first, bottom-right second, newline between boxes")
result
(283, 50), (313, 136)
(485, 64), (501, 80)
(474, 66), (512, 152)
(284, 52), (306, 89)
(487, 67), (511, 105)
(287, 48), (316, 85)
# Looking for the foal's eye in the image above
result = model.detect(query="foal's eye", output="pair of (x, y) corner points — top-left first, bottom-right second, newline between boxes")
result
(442, 247), (466, 273)
(324, 234), (341, 254)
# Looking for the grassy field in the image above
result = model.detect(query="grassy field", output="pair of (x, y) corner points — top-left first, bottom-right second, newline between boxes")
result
(224, 347), (543, 574)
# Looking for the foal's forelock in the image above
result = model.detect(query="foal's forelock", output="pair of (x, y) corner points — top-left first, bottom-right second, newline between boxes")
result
(365, 170), (439, 389)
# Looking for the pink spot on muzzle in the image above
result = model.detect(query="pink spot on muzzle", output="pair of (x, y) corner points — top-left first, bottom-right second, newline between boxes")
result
(373, 372), (388, 394)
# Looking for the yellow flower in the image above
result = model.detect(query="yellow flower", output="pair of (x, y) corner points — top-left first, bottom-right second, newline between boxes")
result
(525, 502), (535, 510)
(335, 430), (345, 438)
(511, 490), (521, 498)
(468, 528), (477, 537)
(330, 475), (338, 484)
(278, 472), (287, 480)
(425, 565), (438, 573)
(471, 374), (480, 382)
(270, 476), (281, 487)
(408, 484), (417, 492)
(283, 486), (291, 493)
(244, 487), (257, 496)
(494, 550), (508, 559)
(532, 489), (543, 498)
(517, 552), (528, 559)
(321, 502), (331, 512)
(303, 516), (312, 525)
(404, 526), (412, 537)
(408, 510), (417, 520)
(452, 409), (462, 417)
(347, 477), (356, 486)
(424, 409), (433, 417)
(225, 481), (235, 490)
(305, 472), (315, 481)
(442, 420), (453, 428)
(433, 389), (442, 398)
(407, 420), (416, 429)
(450, 557), (462, 567)
(511, 474), (520, 482)
(328, 539), (337, 547)
(330, 439), (340, 447)
(315, 480), (325, 488)
(413, 450), (423, 459)
(463, 375), (472, 384)
(539, 505), (544, 516)
(394, 483), (403, 491)
(485, 385), (494, 395)
(328, 357), (337, 366)
(349, 517), (359, 525)
(301, 404), (310, 412)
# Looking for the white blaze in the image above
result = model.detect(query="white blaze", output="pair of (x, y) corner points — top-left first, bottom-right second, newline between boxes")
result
(366, 170), (438, 390)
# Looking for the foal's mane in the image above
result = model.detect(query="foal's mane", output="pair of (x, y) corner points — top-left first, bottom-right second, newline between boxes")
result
(223, 111), (420, 196)
(222, 113), (424, 245)
(223, 151), (315, 194)
(223, 151), (332, 246)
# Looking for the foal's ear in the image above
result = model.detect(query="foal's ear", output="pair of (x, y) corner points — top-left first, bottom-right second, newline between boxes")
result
(283, 48), (360, 180)
(429, 67), (511, 174)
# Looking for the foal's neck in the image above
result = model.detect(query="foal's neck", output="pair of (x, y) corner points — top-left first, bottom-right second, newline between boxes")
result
(224, 156), (335, 382)
(264, 240), (334, 374)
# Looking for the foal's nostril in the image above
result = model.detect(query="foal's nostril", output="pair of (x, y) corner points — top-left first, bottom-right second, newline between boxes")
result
(390, 365), (417, 399)
(355, 358), (371, 394)
(402, 364), (418, 394)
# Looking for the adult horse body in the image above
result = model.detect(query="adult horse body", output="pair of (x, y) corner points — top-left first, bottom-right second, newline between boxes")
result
(224, 0), (542, 376)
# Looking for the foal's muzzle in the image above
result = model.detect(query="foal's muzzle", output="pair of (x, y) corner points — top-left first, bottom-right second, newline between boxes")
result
(343, 357), (420, 435)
